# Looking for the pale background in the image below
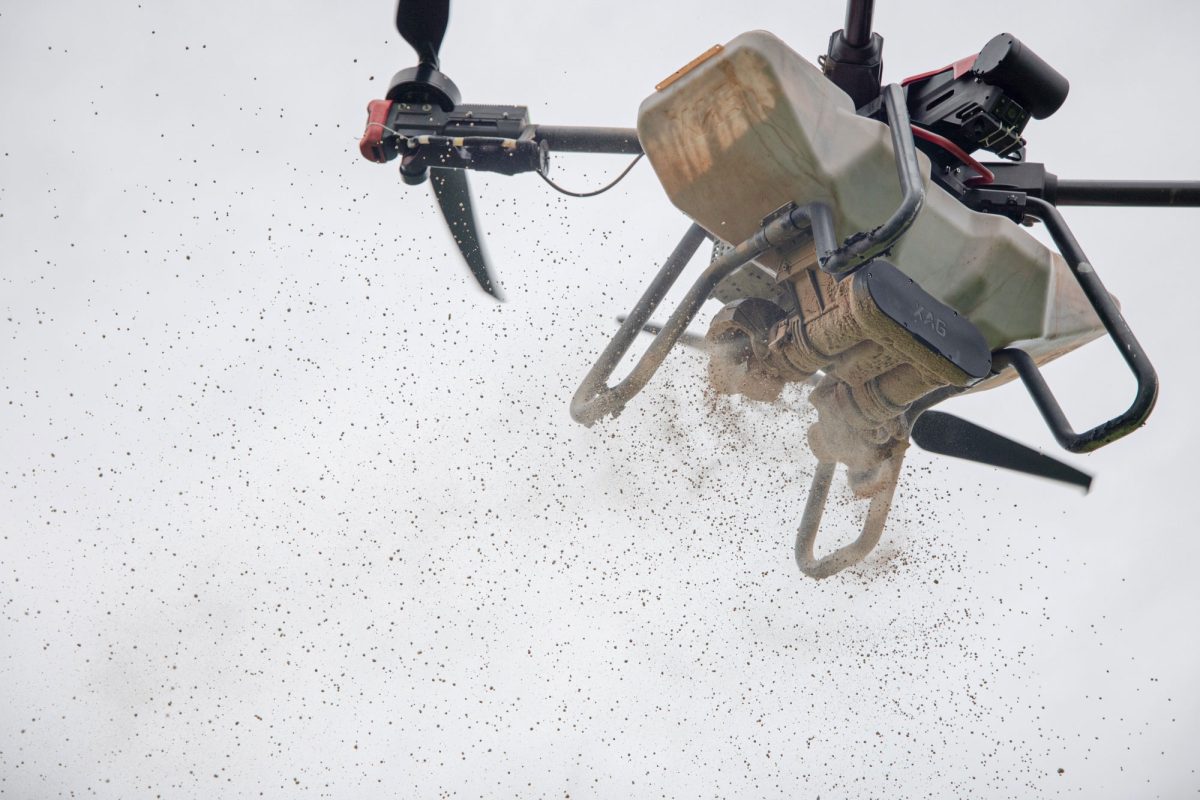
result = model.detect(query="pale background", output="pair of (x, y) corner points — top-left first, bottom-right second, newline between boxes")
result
(2, 0), (1198, 797)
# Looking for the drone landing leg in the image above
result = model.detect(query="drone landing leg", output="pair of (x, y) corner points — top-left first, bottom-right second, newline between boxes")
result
(570, 204), (831, 426)
(993, 196), (1158, 452)
(795, 450), (905, 580)
(570, 223), (708, 425)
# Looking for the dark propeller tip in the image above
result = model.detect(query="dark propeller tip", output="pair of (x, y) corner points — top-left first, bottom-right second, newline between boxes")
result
(911, 410), (1092, 492)
(395, 0), (451, 70)
(429, 167), (503, 301)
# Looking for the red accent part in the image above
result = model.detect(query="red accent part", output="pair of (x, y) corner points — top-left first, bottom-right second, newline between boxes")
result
(909, 125), (995, 185)
(900, 54), (978, 87)
(359, 99), (394, 163)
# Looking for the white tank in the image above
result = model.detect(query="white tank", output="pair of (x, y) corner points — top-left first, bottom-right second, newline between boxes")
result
(636, 30), (1103, 368)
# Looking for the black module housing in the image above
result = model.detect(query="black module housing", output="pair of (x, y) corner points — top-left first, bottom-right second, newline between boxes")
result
(905, 33), (1069, 162)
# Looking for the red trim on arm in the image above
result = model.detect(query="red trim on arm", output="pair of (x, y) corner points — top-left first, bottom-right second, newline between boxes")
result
(900, 54), (978, 87)
(359, 99), (394, 163)
(909, 125), (995, 185)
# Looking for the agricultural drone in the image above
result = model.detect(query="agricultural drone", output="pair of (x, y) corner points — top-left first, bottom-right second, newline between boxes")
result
(359, 0), (1198, 578)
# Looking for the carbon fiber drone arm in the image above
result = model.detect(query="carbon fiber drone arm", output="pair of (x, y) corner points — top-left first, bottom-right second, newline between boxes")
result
(359, 98), (642, 168)
(531, 126), (641, 155)
(1053, 180), (1200, 206)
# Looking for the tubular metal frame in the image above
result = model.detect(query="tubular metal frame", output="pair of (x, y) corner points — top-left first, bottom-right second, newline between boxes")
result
(818, 84), (926, 276)
(990, 197), (1158, 452)
(796, 454), (903, 580)
(569, 208), (820, 426)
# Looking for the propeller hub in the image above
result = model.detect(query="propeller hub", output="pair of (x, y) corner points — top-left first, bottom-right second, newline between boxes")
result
(386, 65), (461, 111)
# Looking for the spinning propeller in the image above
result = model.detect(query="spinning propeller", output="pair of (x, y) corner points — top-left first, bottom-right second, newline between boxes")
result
(388, 0), (502, 299)
(910, 410), (1091, 491)
(394, 0), (449, 71)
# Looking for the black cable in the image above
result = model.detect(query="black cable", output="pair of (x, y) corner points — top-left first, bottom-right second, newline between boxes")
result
(536, 154), (644, 198)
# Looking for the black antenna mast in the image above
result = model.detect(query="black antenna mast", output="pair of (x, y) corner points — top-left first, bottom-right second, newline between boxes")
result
(824, 0), (883, 108)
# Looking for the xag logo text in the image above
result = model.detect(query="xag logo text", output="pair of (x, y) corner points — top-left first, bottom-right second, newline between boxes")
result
(913, 305), (947, 337)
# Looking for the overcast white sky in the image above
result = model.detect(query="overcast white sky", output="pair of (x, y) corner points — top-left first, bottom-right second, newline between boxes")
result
(2, 0), (1199, 797)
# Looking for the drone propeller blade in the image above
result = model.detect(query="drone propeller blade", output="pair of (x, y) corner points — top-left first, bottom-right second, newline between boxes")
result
(429, 167), (503, 300)
(911, 410), (1092, 491)
(396, 0), (450, 68)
